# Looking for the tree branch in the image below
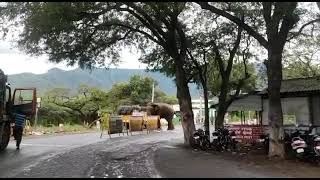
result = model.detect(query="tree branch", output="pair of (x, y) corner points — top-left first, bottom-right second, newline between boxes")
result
(207, 40), (226, 77)
(278, 3), (298, 45)
(197, 2), (268, 48)
(96, 21), (160, 44)
(287, 18), (320, 41)
(226, 22), (242, 75)
(123, 3), (167, 44)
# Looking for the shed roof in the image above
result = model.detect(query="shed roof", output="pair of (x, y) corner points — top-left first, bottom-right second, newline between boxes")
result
(227, 94), (262, 111)
(259, 76), (320, 95)
(210, 92), (262, 111)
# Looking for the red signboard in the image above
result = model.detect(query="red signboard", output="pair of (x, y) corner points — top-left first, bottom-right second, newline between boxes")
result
(225, 124), (264, 144)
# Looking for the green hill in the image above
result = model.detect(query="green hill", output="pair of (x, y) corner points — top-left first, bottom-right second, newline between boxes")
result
(8, 68), (200, 97)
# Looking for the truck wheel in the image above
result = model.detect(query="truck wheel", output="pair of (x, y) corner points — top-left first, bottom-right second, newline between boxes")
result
(0, 124), (10, 151)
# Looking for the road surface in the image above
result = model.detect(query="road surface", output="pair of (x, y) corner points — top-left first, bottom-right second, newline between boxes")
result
(0, 128), (184, 178)
(0, 132), (107, 177)
(2, 125), (320, 178)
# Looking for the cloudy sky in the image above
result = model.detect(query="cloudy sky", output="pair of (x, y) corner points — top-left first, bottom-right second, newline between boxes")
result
(0, 39), (147, 75)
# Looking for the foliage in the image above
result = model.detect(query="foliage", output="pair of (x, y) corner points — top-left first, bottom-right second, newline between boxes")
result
(38, 75), (175, 126)
(208, 62), (257, 97)
(39, 85), (109, 126)
(105, 75), (177, 111)
(38, 100), (76, 126)
(157, 95), (178, 105)
(283, 35), (320, 79)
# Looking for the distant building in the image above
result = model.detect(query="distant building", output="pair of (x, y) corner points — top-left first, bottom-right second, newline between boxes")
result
(172, 97), (218, 124)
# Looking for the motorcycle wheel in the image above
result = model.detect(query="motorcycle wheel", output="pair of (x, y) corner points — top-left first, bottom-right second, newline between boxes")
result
(202, 139), (211, 151)
(189, 137), (199, 150)
(231, 140), (238, 152)
(211, 140), (221, 152)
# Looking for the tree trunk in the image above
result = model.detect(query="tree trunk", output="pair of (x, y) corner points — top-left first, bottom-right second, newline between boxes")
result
(203, 84), (210, 136)
(267, 48), (285, 158)
(215, 79), (229, 130)
(175, 56), (195, 145)
(215, 100), (227, 130)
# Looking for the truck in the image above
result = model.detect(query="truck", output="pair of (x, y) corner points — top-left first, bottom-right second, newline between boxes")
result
(0, 69), (37, 151)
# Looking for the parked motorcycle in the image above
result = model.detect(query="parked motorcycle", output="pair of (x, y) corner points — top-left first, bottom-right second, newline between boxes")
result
(229, 130), (238, 151)
(258, 134), (269, 155)
(285, 127), (307, 160)
(211, 129), (222, 151)
(190, 128), (211, 151)
(299, 126), (320, 163)
(211, 128), (237, 152)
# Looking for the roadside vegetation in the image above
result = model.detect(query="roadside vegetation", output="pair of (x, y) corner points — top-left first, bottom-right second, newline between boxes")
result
(34, 75), (178, 133)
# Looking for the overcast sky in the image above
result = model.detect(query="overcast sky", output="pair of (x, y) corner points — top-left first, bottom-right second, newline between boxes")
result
(0, 40), (148, 75)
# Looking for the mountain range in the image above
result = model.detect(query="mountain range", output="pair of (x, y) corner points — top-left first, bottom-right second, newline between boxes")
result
(7, 68), (200, 97)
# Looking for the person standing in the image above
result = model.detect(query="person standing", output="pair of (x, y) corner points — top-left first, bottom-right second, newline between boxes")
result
(13, 112), (26, 150)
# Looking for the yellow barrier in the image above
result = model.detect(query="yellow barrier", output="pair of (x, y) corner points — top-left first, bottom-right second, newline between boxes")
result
(121, 115), (130, 123)
(146, 115), (160, 133)
(129, 115), (144, 135)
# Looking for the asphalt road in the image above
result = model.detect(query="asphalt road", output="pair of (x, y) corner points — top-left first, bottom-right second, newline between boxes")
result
(0, 127), (184, 178)
(0, 132), (107, 177)
(3, 124), (319, 178)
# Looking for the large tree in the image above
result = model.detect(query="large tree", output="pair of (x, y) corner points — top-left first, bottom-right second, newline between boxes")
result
(1, 2), (196, 143)
(197, 2), (320, 158)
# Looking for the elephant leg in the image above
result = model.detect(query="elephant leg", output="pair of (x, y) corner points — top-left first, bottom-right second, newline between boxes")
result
(157, 119), (161, 129)
(167, 119), (174, 130)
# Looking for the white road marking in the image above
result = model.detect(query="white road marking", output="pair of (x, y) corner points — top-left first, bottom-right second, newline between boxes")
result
(20, 143), (70, 147)
(161, 145), (177, 149)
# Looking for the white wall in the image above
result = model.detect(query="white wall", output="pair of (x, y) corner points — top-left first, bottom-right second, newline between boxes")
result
(262, 97), (310, 126)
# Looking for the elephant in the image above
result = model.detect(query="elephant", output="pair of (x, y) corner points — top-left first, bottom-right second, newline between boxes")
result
(145, 103), (175, 130)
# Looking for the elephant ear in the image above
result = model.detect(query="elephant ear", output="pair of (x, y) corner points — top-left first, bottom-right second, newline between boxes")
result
(151, 103), (160, 113)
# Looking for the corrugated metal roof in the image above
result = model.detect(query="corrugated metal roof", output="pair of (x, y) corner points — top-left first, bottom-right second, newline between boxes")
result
(210, 93), (262, 111)
(259, 76), (320, 94)
(227, 95), (262, 111)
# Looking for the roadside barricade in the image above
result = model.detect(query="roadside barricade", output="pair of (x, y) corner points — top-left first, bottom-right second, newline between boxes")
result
(129, 115), (144, 135)
(146, 115), (160, 134)
(108, 115), (124, 138)
(121, 115), (130, 131)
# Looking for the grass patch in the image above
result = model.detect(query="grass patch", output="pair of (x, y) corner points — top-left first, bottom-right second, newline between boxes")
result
(26, 124), (97, 136)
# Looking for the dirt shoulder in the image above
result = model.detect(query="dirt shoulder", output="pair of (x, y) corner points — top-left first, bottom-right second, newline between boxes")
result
(21, 130), (98, 140)
(153, 142), (320, 178)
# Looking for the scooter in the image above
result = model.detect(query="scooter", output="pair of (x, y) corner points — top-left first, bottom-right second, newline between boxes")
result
(300, 126), (320, 163)
(287, 127), (307, 160)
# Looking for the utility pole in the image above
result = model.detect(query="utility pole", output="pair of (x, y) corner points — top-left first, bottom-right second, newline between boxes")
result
(199, 88), (202, 125)
(34, 97), (41, 131)
(151, 82), (155, 103)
